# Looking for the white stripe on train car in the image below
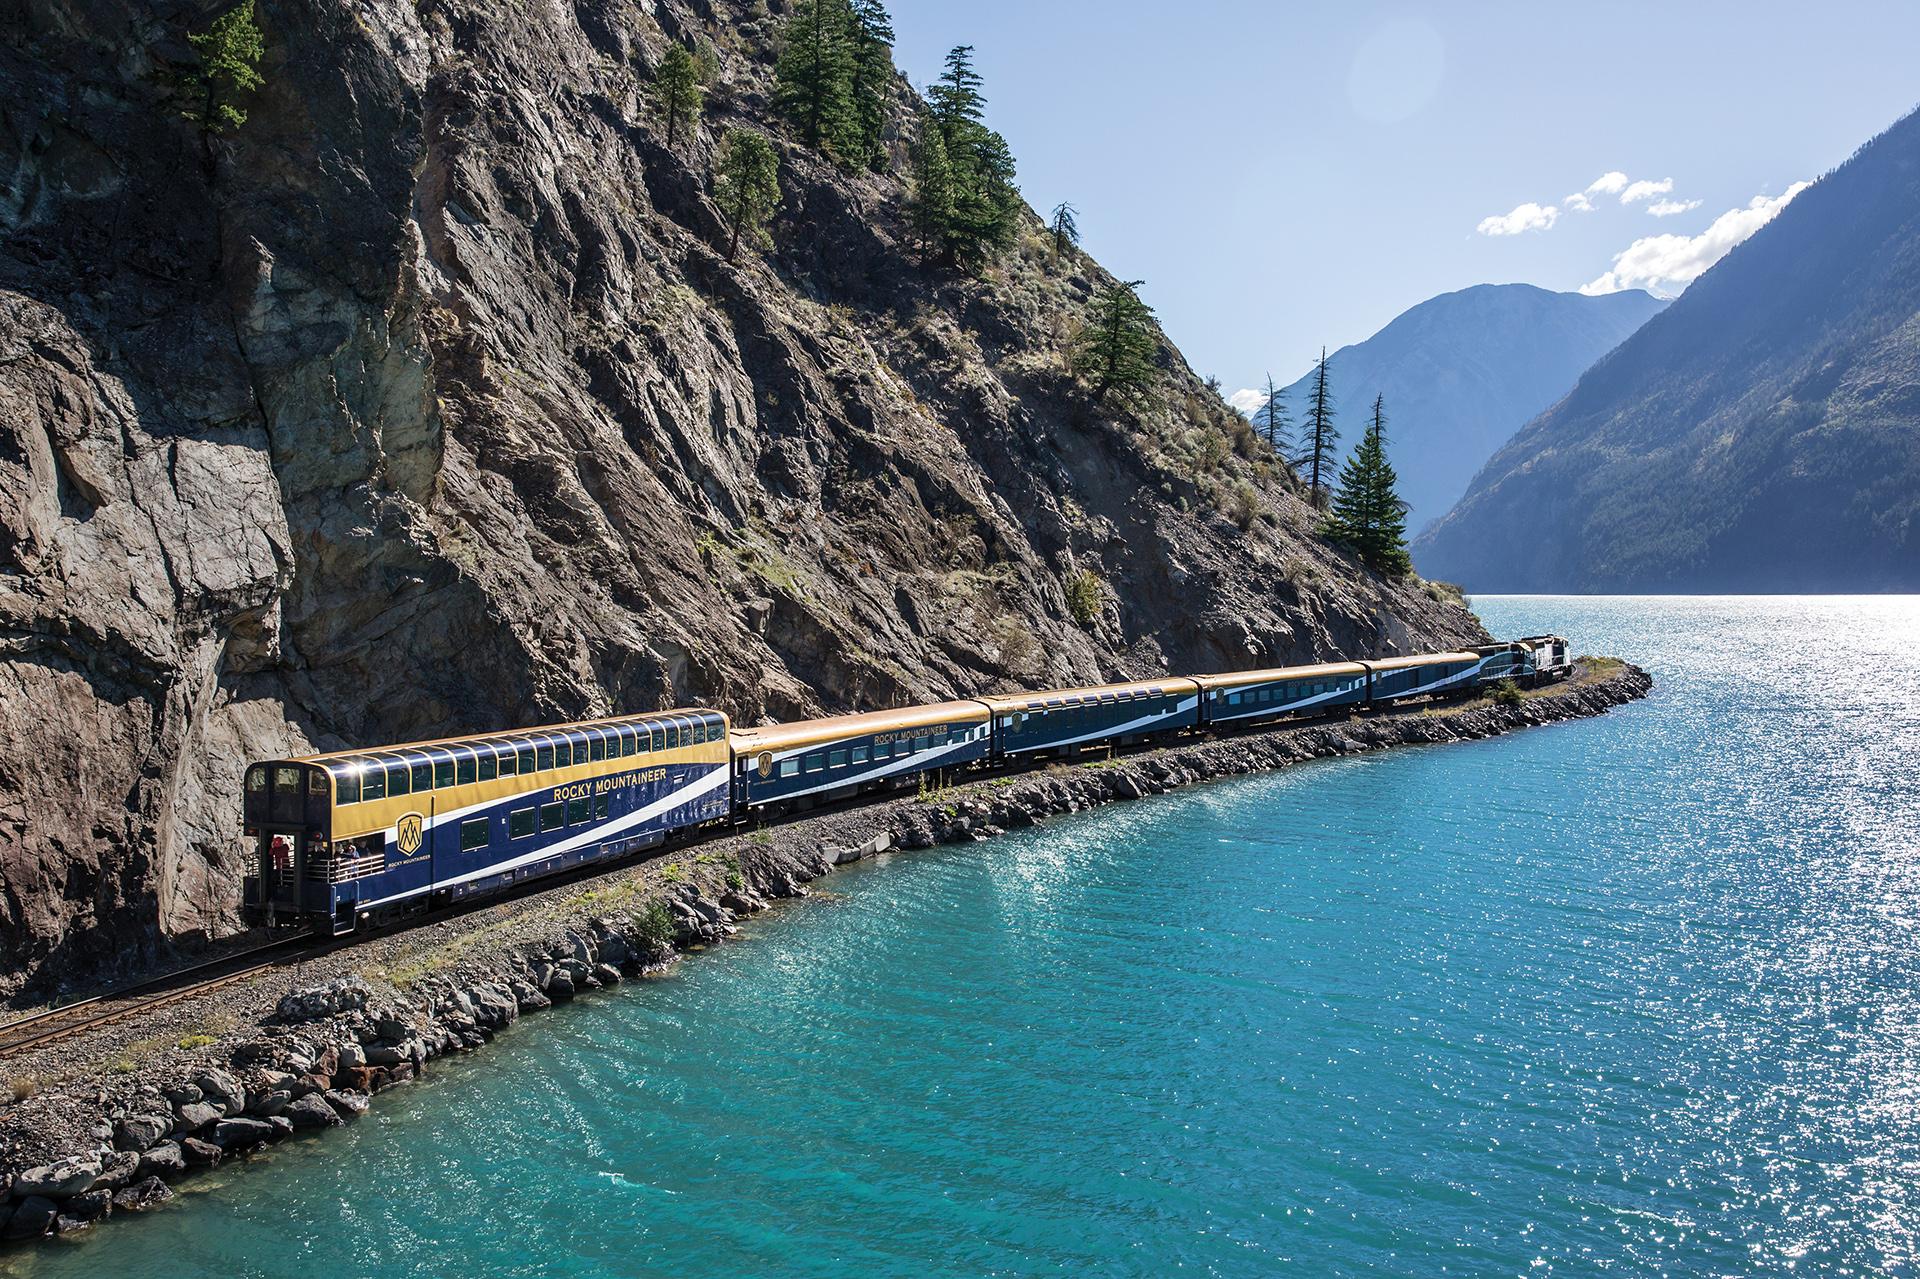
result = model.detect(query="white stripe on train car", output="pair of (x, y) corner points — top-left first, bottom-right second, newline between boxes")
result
(755, 732), (982, 804)
(1388, 658), (1491, 701)
(1007, 697), (1200, 751)
(355, 766), (729, 911)
(1211, 682), (1361, 722)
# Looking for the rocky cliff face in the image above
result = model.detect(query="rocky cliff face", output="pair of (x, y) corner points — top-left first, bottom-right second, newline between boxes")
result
(0, 0), (1484, 991)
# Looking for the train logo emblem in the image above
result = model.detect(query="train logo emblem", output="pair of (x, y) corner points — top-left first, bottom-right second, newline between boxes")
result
(396, 812), (424, 856)
(757, 751), (774, 777)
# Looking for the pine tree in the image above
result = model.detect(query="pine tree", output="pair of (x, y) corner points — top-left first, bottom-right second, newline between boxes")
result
(920, 46), (1020, 270)
(773, 0), (858, 157)
(1255, 372), (1293, 459)
(1049, 201), (1080, 260)
(847, 0), (895, 170)
(1325, 393), (1411, 576)
(1298, 347), (1340, 507)
(907, 111), (955, 263)
(714, 129), (781, 262)
(655, 44), (704, 149)
(184, 1), (264, 136)
(926, 45), (986, 140)
(1072, 281), (1160, 406)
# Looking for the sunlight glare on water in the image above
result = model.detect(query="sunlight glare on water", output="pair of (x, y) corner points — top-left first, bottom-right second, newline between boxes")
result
(10, 597), (1920, 1278)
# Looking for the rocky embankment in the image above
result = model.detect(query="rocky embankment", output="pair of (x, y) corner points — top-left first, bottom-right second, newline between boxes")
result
(0, 660), (1649, 1244)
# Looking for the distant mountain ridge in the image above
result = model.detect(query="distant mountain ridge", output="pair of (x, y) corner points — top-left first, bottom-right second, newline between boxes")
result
(1275, 283), (1666, 534)
(1416, 107), (1920, 592)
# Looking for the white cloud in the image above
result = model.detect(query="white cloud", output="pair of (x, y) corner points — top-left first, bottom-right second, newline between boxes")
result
(1228, 388), (1266, 416)
(1579, 181), (1812, 296)
(1619, 177), (1675, 204)
(1480, 171), (1688, 235)
(1646, 197), (1702, 217)
(1477, 201), (1559, 236)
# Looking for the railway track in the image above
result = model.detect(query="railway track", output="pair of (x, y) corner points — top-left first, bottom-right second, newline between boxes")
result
(0, 934), (320, 1061)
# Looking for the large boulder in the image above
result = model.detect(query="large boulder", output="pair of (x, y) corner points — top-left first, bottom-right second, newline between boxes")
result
(174, 1101), (222, 1133)
(4, 1196), (57, 1240)
(213, 1117), (274, 1149)
(113, 1177), (174, 1213)
(276, 979), (371, 1024)
(94, 1150), (140, 1190)
(180, 1138), (223, 1167)
(55, 1189), (112, 1227)
(193, 1068), (247, 1116)
(12, 1154), (104, 1198)
(136, 1143), (186, 1179)
(322, 1089), (370, 1119)
(510, 980), (550, 1013)
(286, 1093), (343, 1130)
(114, 1113), (172, 1152)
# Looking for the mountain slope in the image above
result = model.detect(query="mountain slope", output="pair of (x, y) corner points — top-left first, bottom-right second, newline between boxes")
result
(1416, 109), (1920, 591)
(1277, 284), (1665, 534)
(0, 0), (1484, 988)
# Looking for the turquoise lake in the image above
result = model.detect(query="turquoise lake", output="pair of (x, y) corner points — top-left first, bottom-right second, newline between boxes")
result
(12, 597), (1920, 1278)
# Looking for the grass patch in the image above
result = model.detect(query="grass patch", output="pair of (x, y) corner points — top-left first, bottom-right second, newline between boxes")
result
(176, 1033), (218, 1051)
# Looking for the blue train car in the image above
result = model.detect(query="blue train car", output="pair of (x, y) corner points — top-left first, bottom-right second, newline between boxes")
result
(1363, 651), (1489, 703)
(980, 677), (1200, 760)
(243, 707), (731, 933)
(1194, 661), (1371, 728)
(731, 701), (990, 812)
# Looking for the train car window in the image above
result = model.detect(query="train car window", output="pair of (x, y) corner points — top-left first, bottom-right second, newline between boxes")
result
(829, 749), (848, 768)
(622, 728), (637, 757)
(567, 796), (590, 825)
(494, 745), (516, 777)
(247, 766), (268, 796)
(539, 801), (565, 832)
(590, 735), (605, 762)
(509, 808), (535, 839)
(1227, 692), (1241, 705)
(594, 793), (610, 822)
(387, 765), (410, 797)
(436, 759), (456, 789)
(554, 741), (572, 769)
(853, 746), (869, 764)
(478, 753), (497, 782)
(360, 768), (386, 802)
(457, 754), (476, 785)
(459, 818), (490, 852)
(335, 769), (359, 805)
(517, 747), (535, 774)
(410, 762), (432, 792)
(537, 744), (555, 772)
(308, 771), (329, 798)
(779, 758), (799, 778)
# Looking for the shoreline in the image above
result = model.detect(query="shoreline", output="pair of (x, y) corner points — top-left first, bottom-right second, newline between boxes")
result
(0, 658), (1651, 1245)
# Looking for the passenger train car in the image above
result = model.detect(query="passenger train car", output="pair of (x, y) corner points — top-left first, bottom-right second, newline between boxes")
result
(244, 638), (1572, 933)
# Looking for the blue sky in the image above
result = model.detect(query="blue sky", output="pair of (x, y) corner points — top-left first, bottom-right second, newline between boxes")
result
(890, 1), (1920, 403)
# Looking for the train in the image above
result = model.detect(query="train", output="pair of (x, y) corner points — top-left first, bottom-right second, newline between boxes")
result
(242, 636), (1571, 934)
